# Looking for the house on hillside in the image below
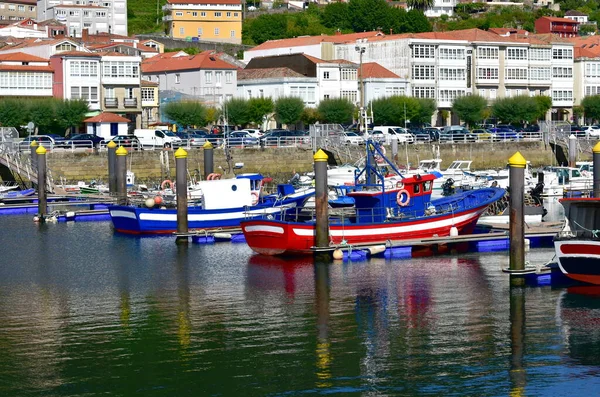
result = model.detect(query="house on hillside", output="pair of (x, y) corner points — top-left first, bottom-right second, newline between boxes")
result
(535, 16), (579, 38)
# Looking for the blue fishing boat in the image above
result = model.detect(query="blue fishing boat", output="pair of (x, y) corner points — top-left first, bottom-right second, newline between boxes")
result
(108, 173), (314, 234)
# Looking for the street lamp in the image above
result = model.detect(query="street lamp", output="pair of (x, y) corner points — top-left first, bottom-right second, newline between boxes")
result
(355, 39), (366, 134)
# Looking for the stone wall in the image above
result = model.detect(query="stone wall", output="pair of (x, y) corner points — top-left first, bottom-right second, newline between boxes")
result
(44, 141), (568, 184)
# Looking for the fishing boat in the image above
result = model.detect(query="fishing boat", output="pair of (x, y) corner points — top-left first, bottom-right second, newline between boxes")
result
(241, 141), (505, 256)
(0, 188), (35, 199)
(108, 173), (314, 234)
(554, 197), (600, 284)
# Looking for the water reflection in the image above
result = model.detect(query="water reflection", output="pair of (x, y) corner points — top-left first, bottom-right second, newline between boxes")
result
(557, 286), (600, 366)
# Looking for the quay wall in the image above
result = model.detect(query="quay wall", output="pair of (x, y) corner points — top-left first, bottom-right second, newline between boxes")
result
(45, 141), (565, 184)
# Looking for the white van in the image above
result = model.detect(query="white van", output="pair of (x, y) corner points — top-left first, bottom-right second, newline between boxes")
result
(133, 129), (182, 148)
(370, 126), (414, 144)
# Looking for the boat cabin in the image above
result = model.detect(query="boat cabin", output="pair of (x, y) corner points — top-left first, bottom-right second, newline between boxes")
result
(560, 198), (600, 239)
(348, 173), (436, 223)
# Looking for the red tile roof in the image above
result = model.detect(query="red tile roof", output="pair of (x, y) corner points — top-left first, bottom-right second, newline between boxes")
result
(0, 65), (53, 72)
(51, 51), (100, 58)
(141, 50), (236, 73)
(141, 79), (159, 86)
(359, 62), (399, 78)
(84, 112), (131, 123)
(538, 16), (579, 24)
(166, 0), (240, 4)
(0, 52), (49, 62)
(247, 31), (385, 52)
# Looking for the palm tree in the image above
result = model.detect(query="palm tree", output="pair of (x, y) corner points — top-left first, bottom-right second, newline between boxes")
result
(406, 0), (435, 12)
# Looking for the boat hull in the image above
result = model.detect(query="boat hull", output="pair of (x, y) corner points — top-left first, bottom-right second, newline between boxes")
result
(555, 240), (600, 285)
(242, 204), (489, 256)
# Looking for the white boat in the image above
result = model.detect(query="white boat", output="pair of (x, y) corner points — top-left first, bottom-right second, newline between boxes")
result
(540, 167), (592, 197)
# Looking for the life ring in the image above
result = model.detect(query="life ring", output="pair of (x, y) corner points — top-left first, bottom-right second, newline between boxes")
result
(207, 173), (222, 180)
(395, 181), (404, 189)
(380, 146), (386, 156)
(161, 179), (173, 190)
(251, 191), (259, 205)
(396, 189), (410, 207)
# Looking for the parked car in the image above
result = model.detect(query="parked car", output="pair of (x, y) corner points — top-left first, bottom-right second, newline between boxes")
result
(371, 126), (415, 144)
(339, 131), (364, 145)
(569, 125), (587, 138)
(241, 129), (263, 138)
(176, 131), (207, 147)
(471, 129), (496, 141)
(582, 125), (600, 138)
(20, 135), (59, 150)
(424, 127), (440, 142)
(492, 128), (521, 141)
(260, 129), (309, 146)
(226, 131), (259, 147)
(108, 135), (141, 150)
(62, 134), (104, 148)
(409, 128), (432, 143)
(439, 128), (478, 143)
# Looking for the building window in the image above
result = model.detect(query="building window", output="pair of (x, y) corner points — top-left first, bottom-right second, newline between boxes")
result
(142, 87), (155, 102)
(201, 11), (206, 16)
(506, 48), (528, 60)
(225, 71), (232, 83)
(412, 86), (435, 98)
(529, 48), (551, 61)
(126, 88), (135, 99)
(247, 89), (252, 98)
(476, 67), (498, 80)
(324, 94), (330, 99)
(385, 87), (405, 96)
(18, 5), (24, 11)
(438, 68), (465, 81)
(259, 89), (263, 97)
(215, 71), (221, 84)
(179, 27), (184, 36)
(505, 68), (528, 80)
(341, 69), (357, 80)
(552, 90), (573, 101)
(175, 74), (180, 84)
(214, 28), (219, 36)
(70, 86), (79, 98)
(29, 6), (35, 11)
(230, 30), (235, 38)
(56, 43), (75, 52)
(530, 67), (551, 80)
(552, 67), (572, 79)
(234, 12), (238, 16)
(411, 45), (435, 59)
(585, 63), (600, 78)
(412, 65), (435, 80)
(439, 48), (465, 60)
(192, 11), (197, 16)
(105, 87), (114, 98)
(323, 71), (330, 80)
(175, 12), (183, 16)
(90, 87), (98, 101)
(290, 86), (317, 105)
(586, 86), (600, 96)
(102, 61), (140, 78)
(552, 48), (573, 60)
(226, 12), (231, 17)
(215, 12), (221, 17)
(438, 89), (465, 102)
(205, 71), (212, 83)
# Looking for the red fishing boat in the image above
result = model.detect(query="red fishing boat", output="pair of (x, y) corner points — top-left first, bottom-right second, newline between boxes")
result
(241, 141), (505, 256)
(554, 198), (600, 285)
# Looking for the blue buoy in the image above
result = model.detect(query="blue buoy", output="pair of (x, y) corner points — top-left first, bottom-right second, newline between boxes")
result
(192, 235), (215, 244)
(475, 240), (509, 252)
(343, 249), (368, 261)
(231, 234), (246, 243)
(383, 247), (412, 259)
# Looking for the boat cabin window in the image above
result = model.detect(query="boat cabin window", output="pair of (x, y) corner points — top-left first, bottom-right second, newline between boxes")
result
(414, 184), (420, 194)
(423, 181), (432, 192)
(571, 169), (582, 178)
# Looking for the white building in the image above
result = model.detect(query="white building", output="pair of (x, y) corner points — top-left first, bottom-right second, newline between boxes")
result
(50, 50), (102, 110)
(0, 37), (84, 58)
(37, 0), (127, 36)
(565, 10), (588, 25)
(423, 0), (456, 18)
(0, 52), (53, 97)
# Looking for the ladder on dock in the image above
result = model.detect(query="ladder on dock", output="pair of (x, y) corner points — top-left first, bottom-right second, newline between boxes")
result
(0, 127), (55, 192)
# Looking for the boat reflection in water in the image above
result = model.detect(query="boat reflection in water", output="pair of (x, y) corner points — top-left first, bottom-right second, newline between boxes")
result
(557, 286), (600, 366)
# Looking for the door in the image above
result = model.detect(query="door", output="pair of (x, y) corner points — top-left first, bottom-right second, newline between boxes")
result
(110, 123), (118, 136)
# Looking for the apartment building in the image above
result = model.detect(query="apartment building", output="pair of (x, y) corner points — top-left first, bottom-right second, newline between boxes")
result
(0, 18), (49, 37)
(50, 50), (102, 110)
(141, 79), (159, 127)
(141, 51), (237, 106)
(37, 0), (127, 36)
(163, 0), (242, 44)
(535, 16), (579, 38)
(0, 0), (36, 22)
(423, 0), (456, 17)
(0, 52), (53, 97)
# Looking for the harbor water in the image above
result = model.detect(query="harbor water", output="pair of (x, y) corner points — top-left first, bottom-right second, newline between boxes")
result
(1, 211), (599, 396)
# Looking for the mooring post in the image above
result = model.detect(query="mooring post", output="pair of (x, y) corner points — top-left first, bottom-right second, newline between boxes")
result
(107, 140), (117, 195)
(509, 285), (526, 394)
(203, 141), (214, 179)
(115, 146), (128, 205)
(508, 151), (526, 286)
(36, 144), (47, 221)
(391, 139), (398, 164)
(568, 134), (577, 168)
(175, 147), (189, 244)
(314, 149), (329, 251)
(30, 140), (38, 171)
(594, 142), (600, 198)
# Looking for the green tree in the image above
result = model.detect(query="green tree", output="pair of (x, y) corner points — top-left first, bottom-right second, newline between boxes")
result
(163, 100), (207, 128)
(406, 9), (431, 33)
(247, 97), (274, 126)
(582, 95), (600, 123)
(28, 98), (58, 134)
(452, 94), (488, 127)
(371, 95), (420, 126)
(406, 0), (435, 12)
(491, 95), (538, 124)
(348, 0), (391, 33)
(533, 95), (552, 121)
(317, 98), (354, 124)
(0, 98), (29, 132)
(321, 2), (352, 30)
(412, 98), (436, 126)
(301, 107), (321, 125)
(224, 98), (250, 127)
(274, 97), (305, 126)
(55, 99), (89, 135)
(244, 14), (288, 45)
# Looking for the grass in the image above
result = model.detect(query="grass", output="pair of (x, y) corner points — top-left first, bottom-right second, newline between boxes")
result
(127, 0), (168, 35)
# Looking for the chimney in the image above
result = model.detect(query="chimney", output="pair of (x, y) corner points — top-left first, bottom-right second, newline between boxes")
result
(390, 28), (393, 35)
(82, 28), (89, 42)
(335, 29), (341, 36)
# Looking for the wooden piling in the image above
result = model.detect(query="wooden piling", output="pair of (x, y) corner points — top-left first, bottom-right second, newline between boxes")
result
(175, 147), (189, 244)
(314, 149), (329, 251)
(594, 142), (600, 198)
(203, 141), (214, 179)
(115, 146), (127, 205)
(36, 144), (47, 221)
(30, 140), (38, 171)
(568, 134), (577, 168)
(508, 151), (526, 286)
(107, 140), (117, 195)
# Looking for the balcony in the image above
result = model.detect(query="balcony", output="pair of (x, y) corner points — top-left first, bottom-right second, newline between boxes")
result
(550, 24), (578, 33)
(124, 98), (138, 108)
(104, 98), (118, 108)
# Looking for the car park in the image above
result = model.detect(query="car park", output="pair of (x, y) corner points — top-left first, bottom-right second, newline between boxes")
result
(439, 128), (478, 143)
(62, 134), (103, 148)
